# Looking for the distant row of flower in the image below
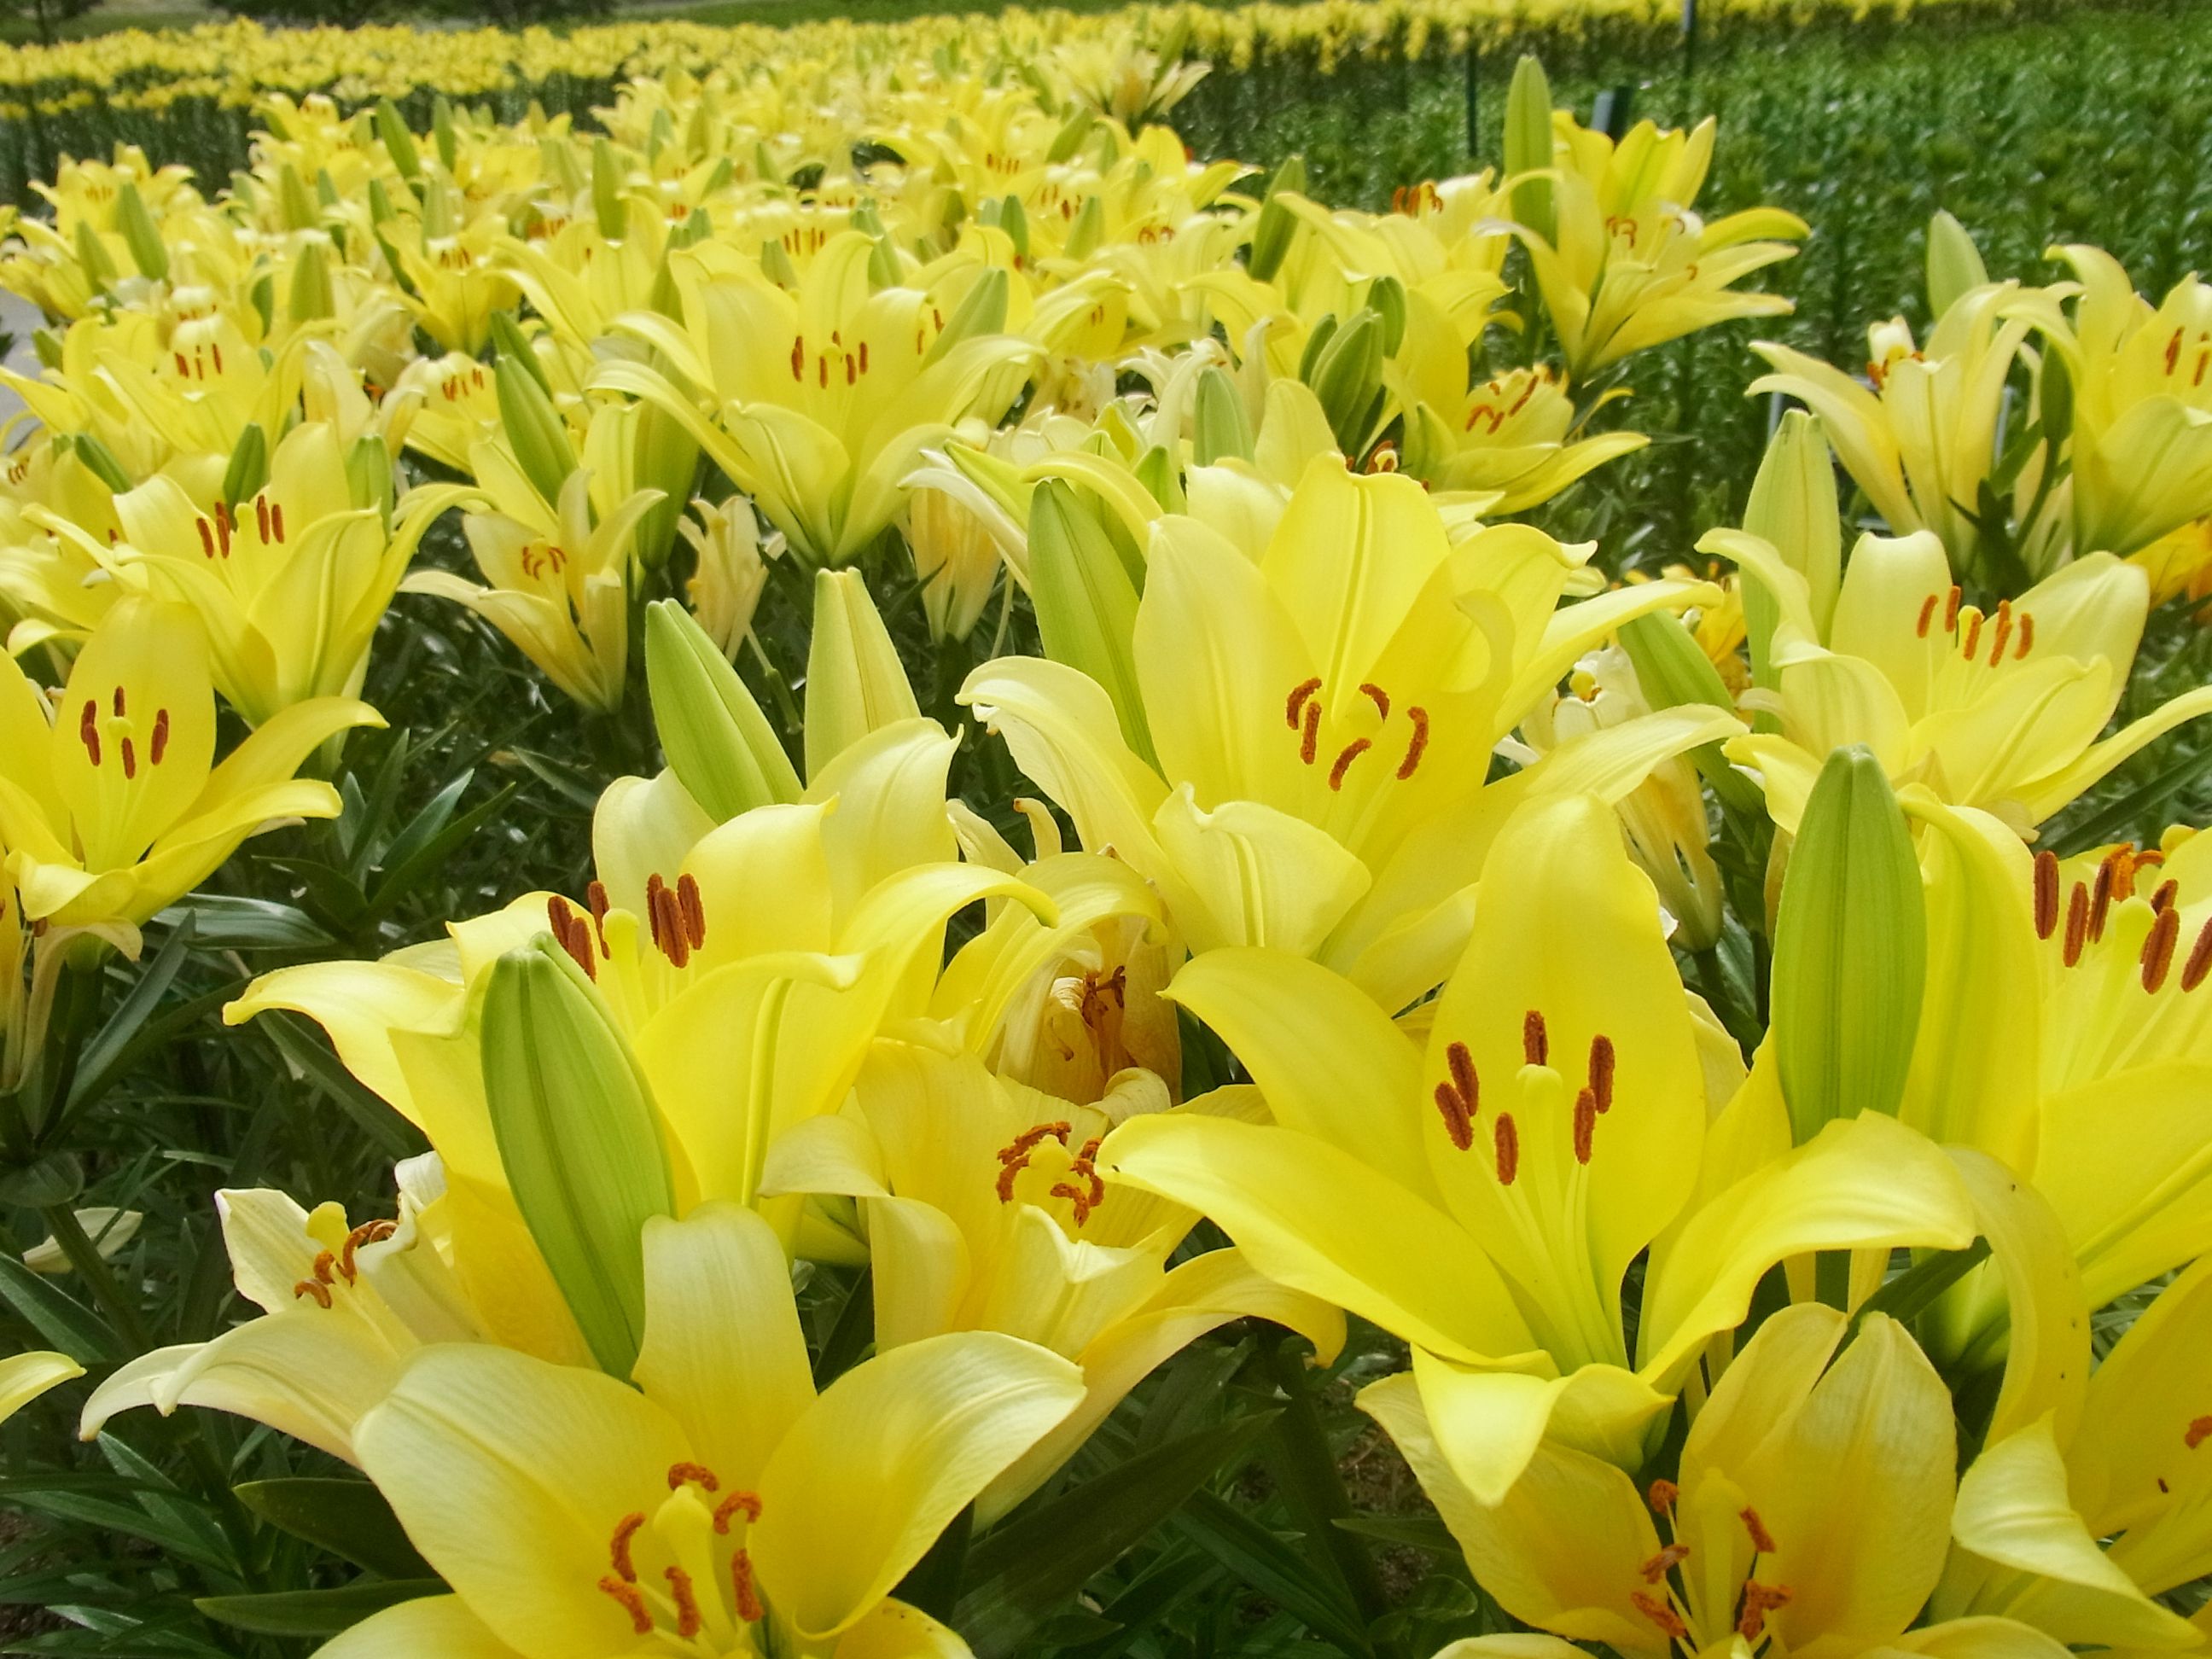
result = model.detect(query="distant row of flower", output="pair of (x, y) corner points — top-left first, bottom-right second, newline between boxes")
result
(0, 0), (2090, 116)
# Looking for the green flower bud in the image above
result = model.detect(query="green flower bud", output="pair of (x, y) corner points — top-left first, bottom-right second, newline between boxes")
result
(1771, 746), (1925, 1145)
(1193, 366), (1254, 466)
(114, 180), (167, 281)
(644, 599), (801, 818)
(1027, 480), (1153, 765)
(481, 938), (676, 1377)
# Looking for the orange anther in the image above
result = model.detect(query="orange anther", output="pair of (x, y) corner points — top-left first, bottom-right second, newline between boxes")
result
(1433, 1082), (1473, 1150)
(664, 1565), (702, 1638)
(1587, 1033), (1615, 1114)
(2033, 849), (2059, 940)
(2152, 879), (2180, 914)
(608, 1511), (646, 1581)
(667, 1461), (719, 1493)
(2185, 919), (2212, 992)
(1943, 586), (1962, 631)
(1741, 1507), (1778, 1554)
(292, 1278), (333, 1308)
(677, 871), (706, 950)
(1573, 1087), (1596, 1166)
(1493, 1112), (1519, 1186)
(2090, 857), (2116, 944)
(1915, 593), (1937, 637)
(1359, 682), (1390, 720)
(150, 709), (170, 765)
(1522, 1010), (1548, 1068)
(1446, 1040), (1477, 1110)
(2064, 882), (2089, 968)
(1638, 1542), (1690, 1583)
(1630, 1591), (1687, 1639)
(2142, 905), (2181, 993)
(713, 1490), (762, 1533)
(731, 1548), (764, 1621)
(598, 1575), (653, 1634)
(1327, 739), (1371, 790)
(2186, 1417), (2212, 1449)
(1395, 707), (1430, 779)
(1300, 700), (1320, 765)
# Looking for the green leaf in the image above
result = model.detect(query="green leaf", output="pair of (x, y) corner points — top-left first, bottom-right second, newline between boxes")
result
(1171, 1489), (1368, 1650)
(234, 1479), (434, 1580)
(0, 1251), (114, 1359)
(1846, 1239), (1993, 1340)
(958, 1412), (1278, 1659)
(0, 1150), (84, 1208)
(152, 895), (335, 951)
(1771, 746), (1925, 1144)
(195, 1579), (445, 1637)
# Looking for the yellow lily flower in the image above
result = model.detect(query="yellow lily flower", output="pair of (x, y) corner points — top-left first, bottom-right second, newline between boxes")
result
(78, 1154), (503, 1463)
(961, 456), (1737, 1010)
(1367, 1302), (2068, 1659)
(317, 1202), (1081, 1659)
(680, 495), (781, 659)
(0, 1349), (82, 1426)
(228, 719), (1047, 1324)
(98, 419), (467, 725)
(403, 405), (667, 713)
(1398, 363), (1648, 513)
(1716, 527), (2212, 835)
(2007, 246), (2212, 560)
(1749, 285), (2037, 576)
(1508, 110), (1804, 380)
(1938, 1249), (2212, 1653)
(379, 180), (522, 354)
(592, 231), (1041, 563)
(0, 596), (381, 928)
(1516, 647), (1726, 951)
(762, 1035), (1342, 1522)
(1101, 792), (1975, 1504)
(1893, 804), (2212, 1312)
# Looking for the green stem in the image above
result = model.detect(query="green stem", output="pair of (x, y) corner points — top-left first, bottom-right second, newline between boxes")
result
(1263, 1333), (1402, 1659)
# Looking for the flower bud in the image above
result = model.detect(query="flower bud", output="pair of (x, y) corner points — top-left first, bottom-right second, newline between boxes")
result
(644, 598), (801, 819)
(1740, 410), (1842, 691)
(1770, 746), (1925, 1144)
(906, 487), (1003, 643)
(480, 939), (675, 1377)
(805, 568), (921, 780)
(1027, 479), (1152, 764)
(681, 498), (776, 656)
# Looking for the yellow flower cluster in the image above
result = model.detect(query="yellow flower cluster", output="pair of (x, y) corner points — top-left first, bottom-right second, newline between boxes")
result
(3, 26), (2211, 1659)
(0, 0), (2052, 119)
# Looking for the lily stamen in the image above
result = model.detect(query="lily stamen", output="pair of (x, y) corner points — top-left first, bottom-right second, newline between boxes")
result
(2185, 918), (2212, 992)
(1396, 707), (1429, 779)
(1494, 1113), (1519, 1185)
(608, 1511), (647, 1581)
(2034, 849), (2060, 939)
(1587, 1033), (1615, 1113)
(667, 1461), (720, 1493)
(664, 1565), (703, 1638)
(712, 1491), (762, 1534)
(1327, 738), (1371, 790)
(2142, 906), (2180, 992)
(731, 1549), (764, 1621)
(1522, 1010), (1548, 1067)
(1639, 1543), (1690, 1583)
(2064, 882), (2090, 967)
(598, 1575), (654, 1635)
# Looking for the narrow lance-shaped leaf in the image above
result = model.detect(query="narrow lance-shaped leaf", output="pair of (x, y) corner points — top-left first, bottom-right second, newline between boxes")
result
(481, 939), (676, 1377)
(1770, 745), (1925, 1144)
(1246, 154), (1306, 283)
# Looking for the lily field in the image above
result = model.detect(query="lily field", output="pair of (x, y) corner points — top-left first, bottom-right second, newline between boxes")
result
(2, 1), (2212, 1656)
